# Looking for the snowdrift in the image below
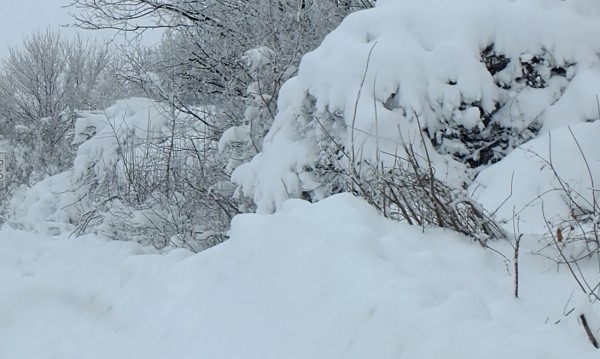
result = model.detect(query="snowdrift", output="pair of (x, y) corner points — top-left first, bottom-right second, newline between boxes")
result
(1, 194), (599, 358)
(471, 121), (600, 234)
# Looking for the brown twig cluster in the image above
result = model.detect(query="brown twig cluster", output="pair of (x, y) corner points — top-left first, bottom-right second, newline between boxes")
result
(347, 144), (505, 244)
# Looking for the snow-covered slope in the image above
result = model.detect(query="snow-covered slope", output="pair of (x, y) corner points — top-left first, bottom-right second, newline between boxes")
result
(470, 121), (600, 234)
(1, 194), (599, 358)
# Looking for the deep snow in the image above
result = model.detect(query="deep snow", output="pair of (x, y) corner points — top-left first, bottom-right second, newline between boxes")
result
(4, 0), (600, 357)
(470, 121), (600, 234)
(1, 194), (599, 358)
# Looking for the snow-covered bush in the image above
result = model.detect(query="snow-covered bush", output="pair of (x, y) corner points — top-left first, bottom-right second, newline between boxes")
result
(233, 0), (600, 226)
(6, 171), (76, 235)
(71, 0), (374, 177)
(219, 46), (298, 185)
(9, 98), (237, 250)
(71, 98), (236, 250)
(0, 29), (120, 221)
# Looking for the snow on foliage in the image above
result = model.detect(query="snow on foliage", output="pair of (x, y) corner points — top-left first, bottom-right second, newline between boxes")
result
(9, 98), (233, 249)
(9, 98), (174, 235)
(72, 98), (175, 187)
(241, 46), (275, 72)
(233, 0), (600, 214)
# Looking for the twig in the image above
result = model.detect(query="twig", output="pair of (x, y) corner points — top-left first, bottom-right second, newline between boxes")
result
(580, 314), (599, 348)
(543, 206), (588, 294)
(351, 41), (377, 169)
(492, 171), (515, 216)
(514, 233), (522, 298)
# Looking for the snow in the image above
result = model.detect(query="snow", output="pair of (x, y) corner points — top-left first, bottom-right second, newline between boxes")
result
(7, 98), (173, 236)
(1, 194), (600, 358)
(233, 0), (600, 213)
(5, 0), (600, 357)
(470, 121), (600, 234)
(241, 46), (275, 72)
(7, 171), (77, 235)
(72, 98), (174, 186)
(7, 98), (220, 240)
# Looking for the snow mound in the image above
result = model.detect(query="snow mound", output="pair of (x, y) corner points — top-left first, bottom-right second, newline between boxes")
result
(471, 121), (600, 234)
(7, 171), (76, 235)
(72, 97), (175, 186)
(233, 0), (600, 213)
(1, 194), (599, 358)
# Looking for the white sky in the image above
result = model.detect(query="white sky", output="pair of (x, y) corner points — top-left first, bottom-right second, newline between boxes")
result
(0, 0), (73, 59)
(0, 0), (161, 60)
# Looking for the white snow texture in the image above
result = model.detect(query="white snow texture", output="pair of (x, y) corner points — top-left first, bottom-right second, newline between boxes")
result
(2, 195), (600, 358)
(3, 0), (600, 358)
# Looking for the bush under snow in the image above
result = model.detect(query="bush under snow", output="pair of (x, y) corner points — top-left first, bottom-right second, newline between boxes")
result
(9, 98), (236, 250)
(233, 0), (600, 217)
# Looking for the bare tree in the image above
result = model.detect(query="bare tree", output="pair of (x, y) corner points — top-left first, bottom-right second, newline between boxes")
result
(0, 29), (116, 193)
(68, 0), (373, 120)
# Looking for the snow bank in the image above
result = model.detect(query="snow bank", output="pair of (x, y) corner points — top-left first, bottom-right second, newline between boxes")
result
(1, 194), (599, 358)
(234, 0), (600, 213)
(471, 121), (600, 233)
(7, 171), (77, 235)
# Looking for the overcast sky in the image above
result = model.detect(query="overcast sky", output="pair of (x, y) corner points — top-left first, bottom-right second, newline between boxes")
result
(0, 0), (161, 59)
(0, 0), (73, 58)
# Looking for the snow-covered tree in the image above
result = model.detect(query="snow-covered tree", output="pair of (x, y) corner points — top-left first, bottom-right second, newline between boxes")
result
(0, 29), (126, 224)
(0, 30), (111, 179)
(232, 0), (600, 238)
(68, 0), (375, 223)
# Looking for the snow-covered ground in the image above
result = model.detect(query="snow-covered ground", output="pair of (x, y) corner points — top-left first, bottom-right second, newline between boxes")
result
(470, 121), (600, 234)
(1, 194), (599, 358)
(3, 0), (600, 356)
